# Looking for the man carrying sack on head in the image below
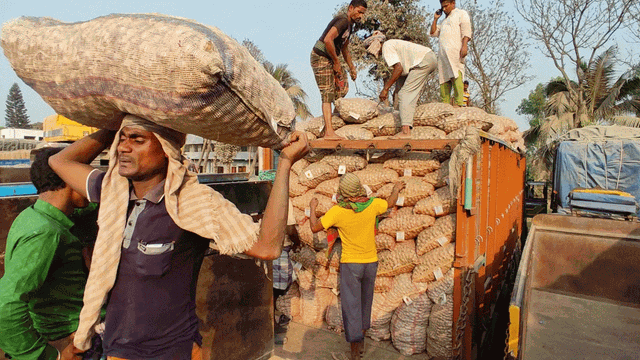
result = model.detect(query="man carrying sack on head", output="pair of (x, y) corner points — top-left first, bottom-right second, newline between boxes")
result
(49, 115), (309, 359)
(311, 0), (368, 139)
(309, 174), (404, 360)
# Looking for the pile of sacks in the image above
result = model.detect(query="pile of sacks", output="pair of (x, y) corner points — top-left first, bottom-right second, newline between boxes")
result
(298, 98), (524, 151)
(278, 98), (523, 357)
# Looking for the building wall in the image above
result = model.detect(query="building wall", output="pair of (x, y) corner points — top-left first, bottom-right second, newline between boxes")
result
(184, 136), (259, 174)
(0, 128), (43, 141)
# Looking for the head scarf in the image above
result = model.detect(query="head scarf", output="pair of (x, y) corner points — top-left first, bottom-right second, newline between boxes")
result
(337, 173), (374, 212)
(74, 115), (259, 349)
(363, 30), (387, 57)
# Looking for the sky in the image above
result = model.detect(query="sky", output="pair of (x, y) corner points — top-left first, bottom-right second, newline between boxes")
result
(0, 0), (577, 132)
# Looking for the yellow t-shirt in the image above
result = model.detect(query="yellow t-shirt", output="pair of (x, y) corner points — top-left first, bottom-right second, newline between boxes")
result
(320, 198), (389, 263)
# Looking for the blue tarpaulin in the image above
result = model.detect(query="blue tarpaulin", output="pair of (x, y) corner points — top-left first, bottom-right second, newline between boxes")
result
(554, 140), (640, 215)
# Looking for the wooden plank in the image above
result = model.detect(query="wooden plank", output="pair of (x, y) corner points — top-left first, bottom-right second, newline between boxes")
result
(309, 139), (459, 151)
(523, 289), (640, 359)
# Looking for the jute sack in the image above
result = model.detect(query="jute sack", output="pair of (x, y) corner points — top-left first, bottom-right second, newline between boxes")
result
(427, 281), (454, 359)
(319, 153), (368, 172)
(377, 241), (418, 277)
(276, 283), (301, 320)
(298, 287), (336, 328)
(1, 14), (294, 148)
(413, 102), (455, 127)
(376, 177), (435, 206)
(391, 292), (433, 356)
(291, 191), (333, 216)
(427, 268), (454, 303)
(362, 112), (402, 136)
(416, 214), (456, 256)
(375, 275), (394, 293)
(384, 153), (441, 177)
(368, 273), (429, 341)
(335, 125), (375, 140)
(378, 213), (435, 240)
(411, 126), (447, 140)
(423, 159), (450, 188)
(440, 107), (493, 134)
(375, 233), (397, 251)
(412, 243), (455, 283)
(326, 298), (344, 332)
(353, 166), (399, 192)
(298, 163), (338, 188)
(446, 128), (467, 139)
(290, 245), (317, 270)
(295, 224), (329, 249)
(300, 115), (346, 137)
(291, 158), (311, 176)
(335, 98), (379, 123)
(414, 186), (455, 217)
(289, 175), (309, 197)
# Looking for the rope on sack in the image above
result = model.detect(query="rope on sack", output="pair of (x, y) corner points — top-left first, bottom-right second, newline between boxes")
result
(449, 127), (482, 200)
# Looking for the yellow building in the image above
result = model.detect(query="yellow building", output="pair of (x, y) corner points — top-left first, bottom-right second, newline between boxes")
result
(43, 114), (98, 143)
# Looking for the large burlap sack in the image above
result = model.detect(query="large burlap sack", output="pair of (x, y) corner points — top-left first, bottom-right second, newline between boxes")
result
(276, 283), (301, 320)
(378, 213), (435, 240)
(375, 275), (394, 293)
(291, 191), (333, 216)
(297, 266), (339, 290)
(377, 241), (418, 277)
(427, 268), (454, 303)
(300, 115), (346, 137)
(1, 14), (294, 148)
(423, 159), (450, 188)
(289, 175), (309, 197)
(335, 125), (375, 140)
(295, 224), (329, 249)
(291, 158), (310, 176)
(412, 126), (447, 140)
(298, 163), (338, 188)
(375, 233), (397, 251)
(441, 107), (493, 134)
(412, 243), (455, 283)
(391, 292), (433, 356)
(335, 98), (379, 123)
(353, 167), (399, 192)
(368, 273), (429, 341)
(414, 186), (455, 217)
(298, 287), (336, 328)
(376, 177), (435, 207)
(316, 247), (341, 269)
(384, 153), (441, 177)
(290, 245), (317, 270)
(413, 103), (454, 127)
(427, 281), (454, 358)
(291, 207), (308, 226)
(416, 214), (456, 256)
(315, 178), (340, 198)
(362, 112), (402, 136)
(319, 153), (368, 172)
(446, 128), (467, 139)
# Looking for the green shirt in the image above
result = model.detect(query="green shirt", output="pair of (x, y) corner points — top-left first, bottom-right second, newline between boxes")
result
(0, 200), (89, 360)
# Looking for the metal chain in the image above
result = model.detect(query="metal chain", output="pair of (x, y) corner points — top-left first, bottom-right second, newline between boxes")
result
(453, 269), (475, 360)
(503, 320), (511, 360)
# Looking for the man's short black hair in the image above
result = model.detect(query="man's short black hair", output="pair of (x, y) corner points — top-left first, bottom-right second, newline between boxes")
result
(464, 80), (469, 85)
(350, 0), (368, 8)
(30, 147), (66, 194)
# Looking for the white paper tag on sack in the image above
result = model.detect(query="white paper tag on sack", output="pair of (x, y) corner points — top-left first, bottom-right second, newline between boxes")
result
(396, 231), (405, 241)
(437, 293), (447, 305)
(402, 296), (413, 305)
(338, 165), (347, 175)
(305, 170), (314, 179)
(378, 124), (385, 130)
(305, 208), (311, 217)
(319, 123), (325, 133)
(363, 184), (373, 197)
(396, 196), (405, 207)
(331, 288), (340, 296)
(349, 111), (360, 120)
(404, 168), (412, 177)
(436, 236), (449, 247)
(433, 267), (444, 280)
(434, 205), (444, 215)
(332, 194), (337, 203)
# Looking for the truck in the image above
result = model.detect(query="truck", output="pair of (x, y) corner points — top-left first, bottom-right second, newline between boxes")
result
(508, 125), (640, 359)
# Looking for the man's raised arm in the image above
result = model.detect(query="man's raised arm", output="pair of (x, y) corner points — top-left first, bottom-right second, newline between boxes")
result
(49, 129), (116, 199)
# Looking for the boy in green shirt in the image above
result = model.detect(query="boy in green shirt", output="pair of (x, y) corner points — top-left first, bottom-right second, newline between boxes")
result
(0, 147), (95, 360)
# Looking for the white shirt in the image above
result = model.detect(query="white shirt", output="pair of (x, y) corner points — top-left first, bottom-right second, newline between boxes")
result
(431, 8), (472, 84)
(381, 39), (434, 76)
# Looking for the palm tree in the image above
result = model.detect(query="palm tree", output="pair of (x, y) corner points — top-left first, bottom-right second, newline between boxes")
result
(524, 48), (640, 170)
(263, 62), (312, 120)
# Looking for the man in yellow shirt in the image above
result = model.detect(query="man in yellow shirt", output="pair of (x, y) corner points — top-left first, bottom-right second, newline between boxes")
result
(309, 173), (403, 360)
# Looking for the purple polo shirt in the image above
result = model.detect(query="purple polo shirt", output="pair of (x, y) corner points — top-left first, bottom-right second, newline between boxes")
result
(87, 170), (209, 359)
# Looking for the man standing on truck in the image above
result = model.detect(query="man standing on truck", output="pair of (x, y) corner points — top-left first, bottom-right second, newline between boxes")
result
(309, 174), (403, 360)
(430, 0), (472, 107)
(0, 147), (97, 360)
(311, 0), (368, 139)
(364, 32), (438, 139)
(49, 115), (310, 359)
